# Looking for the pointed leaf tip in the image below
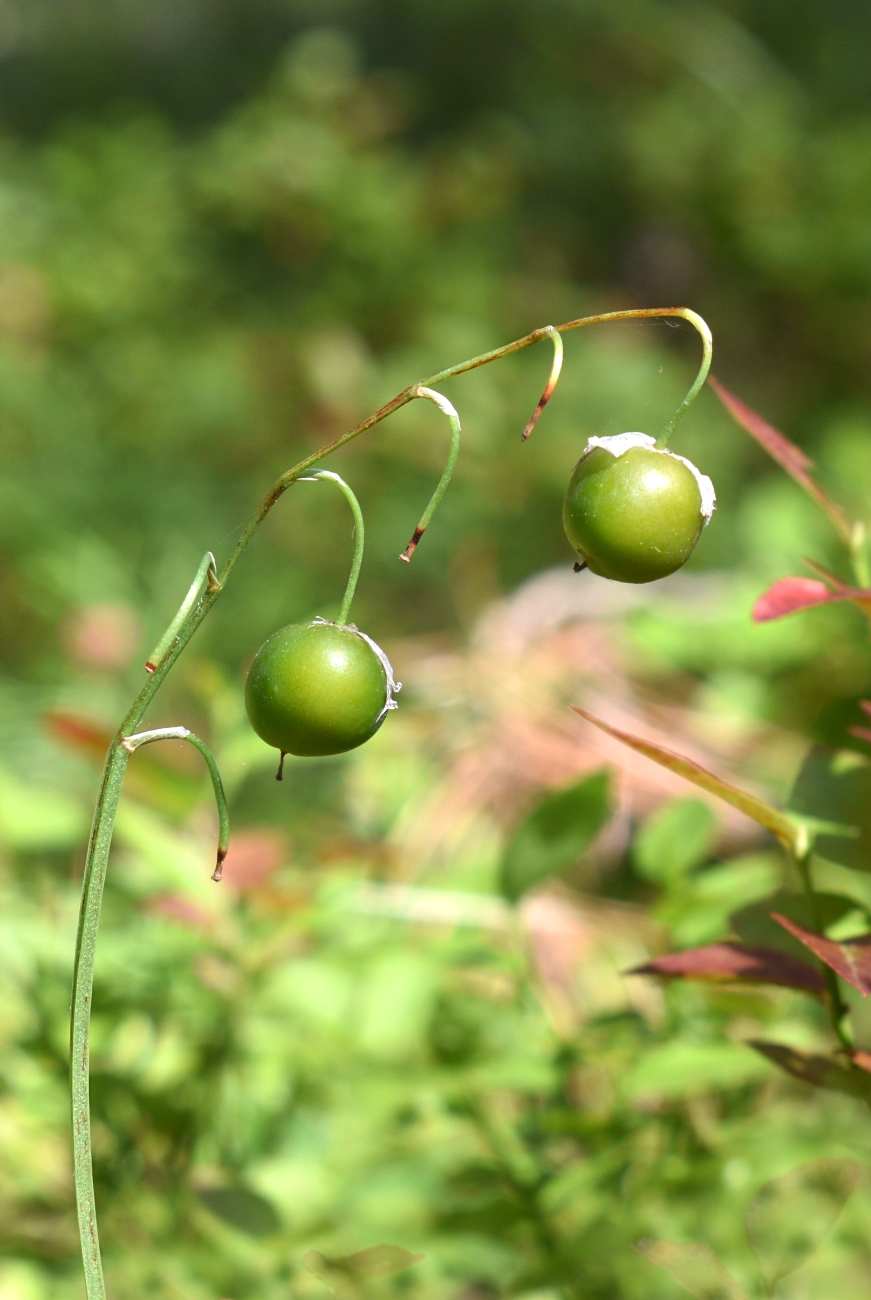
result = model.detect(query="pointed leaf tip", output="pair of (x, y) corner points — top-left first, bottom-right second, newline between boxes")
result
(572, 707), (799, 852)
(772, 913), (871, 996)
(633, 943), (824, 995)
(752, 576), (871, 623)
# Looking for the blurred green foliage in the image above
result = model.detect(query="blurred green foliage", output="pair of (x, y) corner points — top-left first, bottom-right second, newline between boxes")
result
(2, 3), (871, 1299)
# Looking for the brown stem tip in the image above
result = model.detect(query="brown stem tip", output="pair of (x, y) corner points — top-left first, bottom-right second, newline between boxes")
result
(400, 527), (425, 563)
(276, 752), (286, 782)
(573, 561), (587, 573)
(211, 847), (227, 883)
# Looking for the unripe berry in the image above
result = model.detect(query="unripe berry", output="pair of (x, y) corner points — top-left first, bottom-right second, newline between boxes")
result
(563, 433), (715, 584)
(245, 620), (398, 759)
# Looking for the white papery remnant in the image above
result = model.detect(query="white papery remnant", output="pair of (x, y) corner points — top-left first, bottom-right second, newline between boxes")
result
(583, 432), (716, 523)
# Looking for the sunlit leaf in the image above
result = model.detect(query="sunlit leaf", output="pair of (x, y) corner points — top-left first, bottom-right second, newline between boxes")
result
(772, 912), (871, 995)
(303, 1245), (425, 1293)
(746, 1158), (861, 1290)
(631, 942), (823, 995)
(748, 1041), (871, 1102)
(632, 799), (715, 884)
(571, 708), (799, 853)
(634, 1239), (747, 1299)
(752, 576), (871, 623)
(198, 1187), (281, 1237)
(789, 746), (871, 871)
(499, 769), (612, 901)
(707, 376), (853, 544)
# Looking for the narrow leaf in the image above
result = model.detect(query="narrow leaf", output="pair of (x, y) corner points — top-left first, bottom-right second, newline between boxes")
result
(746, 1158), (861, 1291)
(571, 708), (799, 853)
(753, 576), (871, 623)
(499, 769), (612, 902)
(634, 1239), (747, 1300)
(632, 943), (824, 995)
(303, 1245), (425, 1293)
(772, 913), (871, 996)
(749, 1040), (871, 1102)
(707, 376), (852, 543)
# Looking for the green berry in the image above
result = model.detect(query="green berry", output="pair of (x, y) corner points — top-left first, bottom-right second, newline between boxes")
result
(245, 620), (398, 759)
(563, 433), (715, 584)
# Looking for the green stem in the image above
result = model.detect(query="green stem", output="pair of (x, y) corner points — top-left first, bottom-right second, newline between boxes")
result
(145, 552), (220, 674)
(121, 727), (229, 879)
(400, 387), (461, 562)
(653, 308), (712, 447)
(70, 303), (711, 1299)
(298, 471), (365, 626)
(521, 326), (564, 442)
(795, 849), (851, 1047)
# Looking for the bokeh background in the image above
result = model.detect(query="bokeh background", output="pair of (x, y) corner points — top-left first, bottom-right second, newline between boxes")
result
(3, 2), (871, 1298)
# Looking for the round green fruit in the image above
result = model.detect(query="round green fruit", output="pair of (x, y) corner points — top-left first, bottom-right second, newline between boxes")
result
(245, 620), (399, 759)
(563, 433), (715, 584)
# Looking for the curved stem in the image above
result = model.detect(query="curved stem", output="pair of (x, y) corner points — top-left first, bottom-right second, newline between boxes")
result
(298, 471), (365, 626)
(521, 327), (563, 442)
(121, 727), (230, 879)
(145, 552), (220, 673)
(70, 303), (711, 1299)
(653, 308), (712, 447)
(400, 387), (461, 562)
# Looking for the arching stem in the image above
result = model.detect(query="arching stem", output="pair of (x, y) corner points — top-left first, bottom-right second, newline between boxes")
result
(653, 308), (712, 448)
(521, 327), (563, 442)
(298, 470), (365, 626)
(70, 303), (711, 1300)
(400, 387), (461, 562)
(121, 727), (230, 879)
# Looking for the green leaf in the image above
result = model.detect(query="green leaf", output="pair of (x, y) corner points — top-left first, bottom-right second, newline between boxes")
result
(624, 1041), (771, 1101)
(634, 1239), (748, 1300)
(572, 709), (800, 853)
(633, 798), (715, 884)
(731, 891), (859, 962)
(789, 746), (871, 870)
(746, 1158), (861, 1291)
(197, 1187), (281, 1237)
(499, 769), (612, 902)
(303, 1245), (425, 1293)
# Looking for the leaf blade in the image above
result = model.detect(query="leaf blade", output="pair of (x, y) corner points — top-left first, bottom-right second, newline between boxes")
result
(571, 708), (799, 853)
(707, 376), (853, 543)
(631, 943), (824, 995)
(499, 768), (612, 901)
(772, 913), (871, 996)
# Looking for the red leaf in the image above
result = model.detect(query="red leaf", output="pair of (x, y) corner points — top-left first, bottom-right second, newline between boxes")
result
(571, 707), (800, 852)
(632, 943), (824, 995)
(44, 710), (113, 763)
(708, 376), (852, 543)
(749, 1040), (871, 1101)
(753, 577), (871, 623)
(773, 913), (871, 996)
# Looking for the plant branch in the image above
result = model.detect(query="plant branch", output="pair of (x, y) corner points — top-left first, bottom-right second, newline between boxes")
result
(70, 303), (710, 1299)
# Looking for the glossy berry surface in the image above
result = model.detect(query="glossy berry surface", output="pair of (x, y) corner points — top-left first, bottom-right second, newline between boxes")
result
(245, 621), (390, 757)
(563, 445), (705, 583)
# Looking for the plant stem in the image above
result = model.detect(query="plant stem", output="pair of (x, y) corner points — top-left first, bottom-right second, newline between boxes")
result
(400, 387), (461, 561)
(69, 303), (711, 1298)
(297, 471), (365, 626)
(795, 848), (851, 1048)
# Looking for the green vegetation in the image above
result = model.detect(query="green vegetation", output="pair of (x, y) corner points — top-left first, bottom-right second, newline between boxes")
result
(3, 3), (871, 1298)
